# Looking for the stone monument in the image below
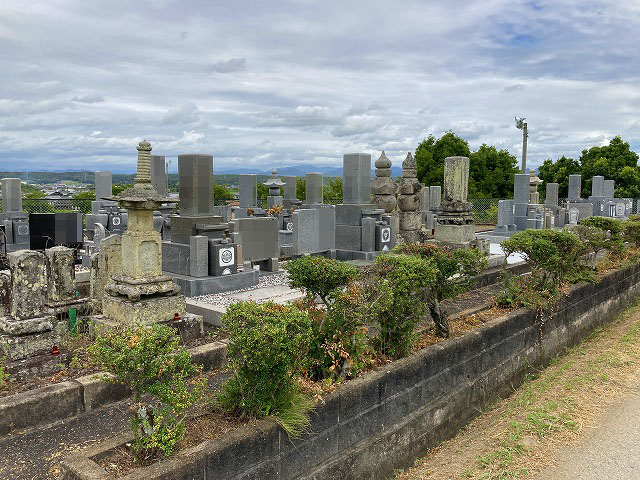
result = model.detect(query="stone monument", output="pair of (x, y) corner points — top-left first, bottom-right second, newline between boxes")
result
(397, 152), (422, 243)
(529, 169), (542, 204)
(102, 141), (185, 324)
(264, 169), (285, 208)
(1, 178), (30, 252)
(371, 151), (397, 213)
(434, 156), (478, 248)
(335, 153), (395, 260)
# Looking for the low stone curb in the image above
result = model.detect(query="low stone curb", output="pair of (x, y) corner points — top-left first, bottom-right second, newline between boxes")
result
(60, 263), (640, 480)
(0, 340), (227, 436)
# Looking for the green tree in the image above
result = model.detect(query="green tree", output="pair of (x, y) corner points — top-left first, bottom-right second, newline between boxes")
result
(323, 177), (343, 204)
(538, 155), (581, 199)
(213, 184), (234, 202)
(296, 177), (306, 202)
(73, 190), (96, 200)
(112, 183), (133, 196)
(415, 132), (471, 188)
(468, 145), (519, 198)
(579, 136), (640, 198)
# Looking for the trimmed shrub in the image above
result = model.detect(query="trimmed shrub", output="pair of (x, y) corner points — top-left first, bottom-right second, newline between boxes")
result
(579, 217), (624, 253)
(89, 323), (205, 459)
(285, 256), (358, 304)
(500, 229), (588, 308)
(624, 220), (640, 247)
(306, 279), (391, 381)
(370, 254), (437, 358)
(219, 302), (313, 437)
(395, 243), (487, 337)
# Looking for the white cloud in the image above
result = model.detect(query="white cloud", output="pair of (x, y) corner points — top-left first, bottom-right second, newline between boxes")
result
(72, 92), (104, 103)
(0, 0), (637, 171)
(161, 103), (201, 125)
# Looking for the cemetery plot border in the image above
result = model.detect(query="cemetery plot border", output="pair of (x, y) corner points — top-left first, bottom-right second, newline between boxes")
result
(61, 262), (640, 480)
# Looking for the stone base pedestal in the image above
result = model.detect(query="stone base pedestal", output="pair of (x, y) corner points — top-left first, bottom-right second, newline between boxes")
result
(167, 269), (259, 297)
(102, 293), (186, 324)
(0, 315), (55, 336)
(434, 223), (476, 244)
(91, 312), (203, 343)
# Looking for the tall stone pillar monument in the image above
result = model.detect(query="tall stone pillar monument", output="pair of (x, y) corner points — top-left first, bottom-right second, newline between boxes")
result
(103, 141), (184, 324)
(434, 156), (476, 247)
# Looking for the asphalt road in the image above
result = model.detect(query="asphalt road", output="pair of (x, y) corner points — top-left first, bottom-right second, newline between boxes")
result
(535, 375), (640, 480)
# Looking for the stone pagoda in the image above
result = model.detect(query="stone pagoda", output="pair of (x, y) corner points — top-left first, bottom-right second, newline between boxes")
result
(102, 140), (185, 324)
(371, 151), (397, 213)
(264, 169), (285, 208)
(397, 152), (422, 244)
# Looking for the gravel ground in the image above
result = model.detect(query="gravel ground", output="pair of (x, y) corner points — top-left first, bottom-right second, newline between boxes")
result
(192, 270), (292, 306)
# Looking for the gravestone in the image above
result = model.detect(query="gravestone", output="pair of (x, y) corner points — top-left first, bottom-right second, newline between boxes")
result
(1, 178), (22, 214)
(45, 246), (76, 306)
(434, 156), (476, 246)
(603, 180), (615, 201)
(283, 176), (299, 209)
(567, 202), (593, 221)
(343, 153), (371, 204)
(305, 173), (324, 206)
(8, 250), (47, 320)
(151, 155), (167, 197)
(568, 174), (582, 201)
(95, 171), (112, 201)
(545, 183), (559, 210)
(90, 234), (123, 313)
(178, 154), (213, 216)
(591, 176), (604, 197)
(513, 173), (530, 231)
(494, 199), (515, 234)
(335, 153), (394, 260)
(237, 217), (279, 270)
(163, 154), (254, 295)
(239, 174), (258, 208)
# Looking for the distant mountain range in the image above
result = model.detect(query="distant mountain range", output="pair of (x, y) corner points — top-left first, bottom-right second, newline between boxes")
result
(216, 164), (403, 177)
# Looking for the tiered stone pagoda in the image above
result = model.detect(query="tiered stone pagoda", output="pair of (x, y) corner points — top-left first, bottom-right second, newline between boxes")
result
(397, 152), (422, 243)
(102, 140), (185, 323)
(371, 151), (397, 213)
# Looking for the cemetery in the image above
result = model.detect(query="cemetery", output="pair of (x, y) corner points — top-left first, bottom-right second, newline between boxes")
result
(0, 136), (639, 479)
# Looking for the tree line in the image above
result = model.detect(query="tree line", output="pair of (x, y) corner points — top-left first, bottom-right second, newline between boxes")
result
(414, 132), (639, 200)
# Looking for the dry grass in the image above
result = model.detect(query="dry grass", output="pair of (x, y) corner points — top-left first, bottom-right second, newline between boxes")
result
(396, 299), (640, 480)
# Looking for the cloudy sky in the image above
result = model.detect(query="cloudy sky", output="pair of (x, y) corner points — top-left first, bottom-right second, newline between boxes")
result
(0, 0), (639, 172)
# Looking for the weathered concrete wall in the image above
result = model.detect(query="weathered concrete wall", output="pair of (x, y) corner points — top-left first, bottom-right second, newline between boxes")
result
(62, 262), (640, 480)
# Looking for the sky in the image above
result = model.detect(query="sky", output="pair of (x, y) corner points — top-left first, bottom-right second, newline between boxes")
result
(0, 0), (639, 173)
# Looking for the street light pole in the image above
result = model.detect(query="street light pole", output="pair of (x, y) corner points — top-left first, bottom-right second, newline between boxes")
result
(515, 117), (528, 173)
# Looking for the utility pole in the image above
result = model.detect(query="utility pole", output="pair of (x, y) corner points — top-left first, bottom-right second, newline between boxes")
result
(515, 117), (528, 173)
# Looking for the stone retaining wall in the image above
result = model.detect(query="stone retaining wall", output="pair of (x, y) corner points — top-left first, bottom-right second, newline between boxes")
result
(62, 263), (640, 479)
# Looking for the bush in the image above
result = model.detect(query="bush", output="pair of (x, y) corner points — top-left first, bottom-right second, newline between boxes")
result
(370, 254), (437, 358)
(89, 323), (205, 459)
(395, 243), (487, 337)
(219, 302), (313, 437)
(285, 256), (358, 304)
(500, 230), (588, 308)
(579, 217), (624, 253)
(572, 224), (611, 258)
(305, 279), (390, 382)
(624, 220), (640, 247)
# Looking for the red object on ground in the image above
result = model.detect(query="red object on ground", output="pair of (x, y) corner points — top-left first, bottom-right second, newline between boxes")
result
(51, 346), (60, 356)
(173, 313), (181, 322)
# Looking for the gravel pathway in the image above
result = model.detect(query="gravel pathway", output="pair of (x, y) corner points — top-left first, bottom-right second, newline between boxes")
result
(192, 270), (292, 307)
